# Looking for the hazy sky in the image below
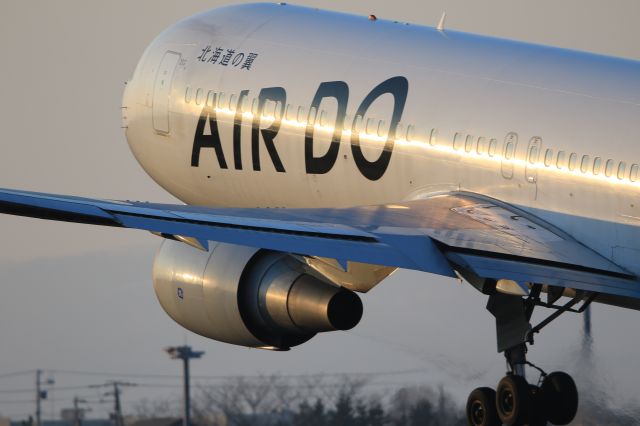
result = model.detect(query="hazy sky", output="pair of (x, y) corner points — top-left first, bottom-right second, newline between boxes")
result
(1, 0), (640, 420)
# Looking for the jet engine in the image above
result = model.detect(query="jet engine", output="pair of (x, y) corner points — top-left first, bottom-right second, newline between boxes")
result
(152, 240), (363, 349)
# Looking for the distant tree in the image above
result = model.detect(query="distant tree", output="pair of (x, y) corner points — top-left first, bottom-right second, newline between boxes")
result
(328, 392), (356, 426)
(290, 399), (328, 426)
(189, 374), (465, 426)
(408, 399), (433, 426)
(354, 397), (385, 426)
(193, 375), (303, 426)
(387, 385), (464, 426)
(130, 371), (640, 426)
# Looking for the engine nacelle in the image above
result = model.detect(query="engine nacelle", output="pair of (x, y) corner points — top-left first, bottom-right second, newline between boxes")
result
(152, 240), (363, 349)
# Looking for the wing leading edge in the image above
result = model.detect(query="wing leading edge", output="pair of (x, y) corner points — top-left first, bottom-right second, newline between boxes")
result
(0, 188), (637, 300)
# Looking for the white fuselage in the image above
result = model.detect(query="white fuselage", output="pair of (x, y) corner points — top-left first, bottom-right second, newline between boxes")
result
(122, 3), (640, 275)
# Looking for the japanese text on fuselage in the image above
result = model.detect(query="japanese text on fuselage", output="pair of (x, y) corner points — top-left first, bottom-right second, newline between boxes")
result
(197, 45), (258, 70)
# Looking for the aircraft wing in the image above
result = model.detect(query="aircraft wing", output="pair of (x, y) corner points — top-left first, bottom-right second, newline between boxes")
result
(0, 188), (638, 300)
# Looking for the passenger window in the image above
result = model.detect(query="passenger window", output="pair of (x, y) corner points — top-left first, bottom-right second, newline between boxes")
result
(274, 101), (283, 119)
(395, 123), (405, 140)
(605, 159), (615, 177)
(503, 141), (515, 160)
(406, 125), (416, 141)
(556, 151), (566, 169)
(580, 155), (590, 173)
(319, 110), (327, 127)
(239, 96), (249, 113)
(528, 144), (539, 164)
(453, 133), (464, 151)
(430, 129), (438, 146)
(284, 104), (294, 120)
(365, 118), (376, 134)
(488, 139), (497, 156)
(262, 100), (275, 118)
(185, 87), (193, 103)
(378, 121), (388, 138)
(251, 98), (259, 115)
(195, 88), (204, 105)
(543, 149), (554, 167)
(353, 115), (363, 133)
(308, 107), (318, 125)
(568, 153), (578, 171)
(296, 106), (305, 122)
(229, 94), (238, 111)
(618, 162), (627, 180)
(206, 91), (216, 107)
(593, 157), (602, 175)
(476, 137), (487, 155)
(465, 135), (474, 153)
(217, 92), (226, 109)
(630, 164), (639, 182)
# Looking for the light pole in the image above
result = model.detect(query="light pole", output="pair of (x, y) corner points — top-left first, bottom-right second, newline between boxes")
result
(35, 371), (53, 426)
(90, 381), (135, 426)
(165, 346), (204, 426)
(35, 370), (42, 426)
(72, 397), (87, 426)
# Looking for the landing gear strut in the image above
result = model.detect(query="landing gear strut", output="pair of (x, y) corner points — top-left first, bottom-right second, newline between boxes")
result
(465, 284), (588, 426)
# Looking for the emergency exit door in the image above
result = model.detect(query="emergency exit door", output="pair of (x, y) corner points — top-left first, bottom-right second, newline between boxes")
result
(152, 51), (181, 134)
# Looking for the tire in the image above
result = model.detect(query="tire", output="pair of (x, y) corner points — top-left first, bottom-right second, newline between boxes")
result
(541, 371), (578, 425)
(466, 387), (500, 426)
(528, 384), (547, 426)
(496, 375), (532, 426)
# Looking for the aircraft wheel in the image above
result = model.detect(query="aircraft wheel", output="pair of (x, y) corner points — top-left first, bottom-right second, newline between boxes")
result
(528, 384), (548, 426)
(496, 375), (531, 426)
(466, 387), (500, 426)
(541, 371), (578, 425)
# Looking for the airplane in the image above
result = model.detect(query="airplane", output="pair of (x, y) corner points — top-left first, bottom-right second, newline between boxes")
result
(0, 2), (638, 425)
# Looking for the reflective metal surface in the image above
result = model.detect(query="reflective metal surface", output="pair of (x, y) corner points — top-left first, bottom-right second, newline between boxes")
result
(153, 240), (362, 349)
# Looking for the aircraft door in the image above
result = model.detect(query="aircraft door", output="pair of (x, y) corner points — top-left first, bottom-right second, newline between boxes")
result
(500, 132), (517, 179)
(152, 51), (181, 134)
(524, 136), (542, 199)
(525, 137), (542, 183)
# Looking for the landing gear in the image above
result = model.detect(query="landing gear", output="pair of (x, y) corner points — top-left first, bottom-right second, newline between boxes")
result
(463, 284), (590, 426)
(466, 371), (577, 426)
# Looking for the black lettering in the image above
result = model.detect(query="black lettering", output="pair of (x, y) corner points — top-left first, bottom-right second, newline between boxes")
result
(233, 90), (250, 170)
(251, 87), (286, 172)
(191, 105), (228, 169)
(350, 76), (408, 181)
(305, 81), (349, 174)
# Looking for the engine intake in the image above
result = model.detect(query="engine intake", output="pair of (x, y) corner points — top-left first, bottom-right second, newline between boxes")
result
(153, 240), (363, 350)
